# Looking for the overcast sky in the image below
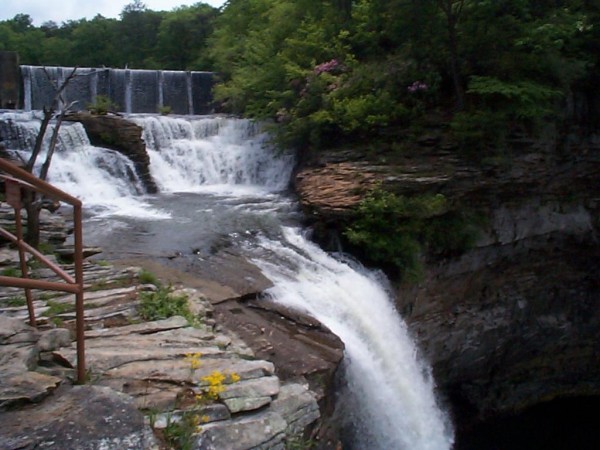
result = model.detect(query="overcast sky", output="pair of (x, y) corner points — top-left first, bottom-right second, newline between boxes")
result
(0, 0), (227, 25)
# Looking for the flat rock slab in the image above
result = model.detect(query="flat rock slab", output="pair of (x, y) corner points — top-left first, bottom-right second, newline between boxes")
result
(0, 385), (158, 450)
(0, 371), (62, 409)
(197, 410), (287, 450)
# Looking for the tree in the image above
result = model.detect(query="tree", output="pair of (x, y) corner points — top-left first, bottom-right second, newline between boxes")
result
(437, 0), (466, 110)
(21, 68), (79, 247)
(155, 4), (218, 70)
(117, 2), (163, 67)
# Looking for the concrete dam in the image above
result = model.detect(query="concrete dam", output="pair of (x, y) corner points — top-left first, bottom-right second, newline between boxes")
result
(1, 55), (213, 115)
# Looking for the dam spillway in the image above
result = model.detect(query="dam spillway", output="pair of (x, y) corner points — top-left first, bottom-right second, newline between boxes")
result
(20, 65), (214, 115)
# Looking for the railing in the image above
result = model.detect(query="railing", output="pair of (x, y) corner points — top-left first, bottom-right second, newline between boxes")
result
(0, 158), (85, 383)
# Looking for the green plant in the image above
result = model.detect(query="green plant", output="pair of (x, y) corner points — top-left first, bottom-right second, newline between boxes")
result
(43, 300), (75, 316)
(286, 437), (316, 449)
(1, 267), (21, 277)
(138, 286), (192, 322)
(27, 258), (44, 270)
(138, 268), (160, 287)
(4, 296), (27, 307)
(159, 105), (172, 115)
(39, 292), (58, 301)
(163, 412), (201, 450)
(345, 189), (478, 280)
(87, 95), (117, 115)
(37, 242), (55, 254)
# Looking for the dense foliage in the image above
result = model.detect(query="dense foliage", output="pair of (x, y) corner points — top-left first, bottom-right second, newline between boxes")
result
(345, 190), (479, 278)
(0, 1), (218, 70)
(209, 0), (599, 152)
(3, 0), (597, 152)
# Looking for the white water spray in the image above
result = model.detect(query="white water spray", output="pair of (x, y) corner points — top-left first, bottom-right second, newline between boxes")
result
(251, 228), (453, 450)
(0, 113), (165, 218)
(133, 115), (294, 194)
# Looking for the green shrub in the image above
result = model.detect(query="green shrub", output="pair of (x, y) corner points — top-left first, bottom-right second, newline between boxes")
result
(345, 189), (478, 280)
(1, 267), (21, 277)
(87, 95), (117, 115)
(43, 300), (76, 316)
(159, 105), (172, 115)
(450, 110), (508, 155)
(138, 269), (160, 286)
(4, 296), (26, 307)
(139, 286), (193, 322)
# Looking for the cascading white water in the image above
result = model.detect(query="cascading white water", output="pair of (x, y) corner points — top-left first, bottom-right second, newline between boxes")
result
(251, 228), (453, 449)
(132, 115), (294, 193)
(131, 114), (454, 449)
(0, 112), (162, 218)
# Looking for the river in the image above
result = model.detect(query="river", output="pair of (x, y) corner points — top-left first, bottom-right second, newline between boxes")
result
(0, 111), (454, 449)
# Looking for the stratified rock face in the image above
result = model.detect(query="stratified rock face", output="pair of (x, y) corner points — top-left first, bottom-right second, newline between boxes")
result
(65, 112), (157, 193)
(400, 214), (600, 422)
(0, 385), (158, 450)
(294, 135), (600, 425)
(295, 161), (378, 218)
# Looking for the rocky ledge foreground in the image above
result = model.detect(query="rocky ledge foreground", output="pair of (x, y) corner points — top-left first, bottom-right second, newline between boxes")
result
(0, 226), (343, 449)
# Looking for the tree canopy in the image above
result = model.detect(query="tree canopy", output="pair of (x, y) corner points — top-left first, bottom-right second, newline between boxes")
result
(2, 0), (599, 153)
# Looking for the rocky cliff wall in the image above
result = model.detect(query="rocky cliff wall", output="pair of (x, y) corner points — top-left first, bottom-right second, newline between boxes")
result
(293, 131), (600, 429)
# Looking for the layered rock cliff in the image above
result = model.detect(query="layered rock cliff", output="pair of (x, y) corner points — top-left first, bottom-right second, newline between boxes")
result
(293, 130), (600, 432)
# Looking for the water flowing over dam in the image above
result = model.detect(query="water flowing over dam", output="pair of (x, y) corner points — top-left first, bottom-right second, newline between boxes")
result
(19, 65), (214, 114)
(0, 111), (454, 449)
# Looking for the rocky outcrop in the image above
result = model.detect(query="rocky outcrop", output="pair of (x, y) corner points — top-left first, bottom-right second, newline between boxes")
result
(0, 244), (342, 449)
(294, 134), (600, 429)
(65, 112), (157, 193)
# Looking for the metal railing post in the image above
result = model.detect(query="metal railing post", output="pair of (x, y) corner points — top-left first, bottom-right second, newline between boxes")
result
(73, 203), (85, 383)
(0, 157), (86, 383)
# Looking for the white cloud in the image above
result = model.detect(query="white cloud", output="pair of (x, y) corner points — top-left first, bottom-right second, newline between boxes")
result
(0, 0), (226, 25)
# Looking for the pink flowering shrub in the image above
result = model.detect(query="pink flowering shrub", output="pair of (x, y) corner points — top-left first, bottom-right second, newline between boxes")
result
(314, 59), (340, 75)
(407, 81), (428, 93)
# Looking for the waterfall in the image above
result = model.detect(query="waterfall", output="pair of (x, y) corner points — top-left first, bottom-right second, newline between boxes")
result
(251, 228), (453, 449)
(0, 111), (161, 218)
(132, 115), (294, 193)
(0, 111), (454, 448)
(131, 115), (453, 449)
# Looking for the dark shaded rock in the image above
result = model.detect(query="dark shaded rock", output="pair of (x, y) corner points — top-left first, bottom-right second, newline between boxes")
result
(0, 385), (158, 450)
(401, 233), (600, 425)
(65, 112), (157, 193)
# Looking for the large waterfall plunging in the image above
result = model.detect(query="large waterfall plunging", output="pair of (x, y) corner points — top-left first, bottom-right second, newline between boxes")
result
(0, 112), (454, 449)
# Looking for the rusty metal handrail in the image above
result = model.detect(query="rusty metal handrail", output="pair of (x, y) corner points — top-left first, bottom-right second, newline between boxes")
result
(0, 158), (85, 383)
